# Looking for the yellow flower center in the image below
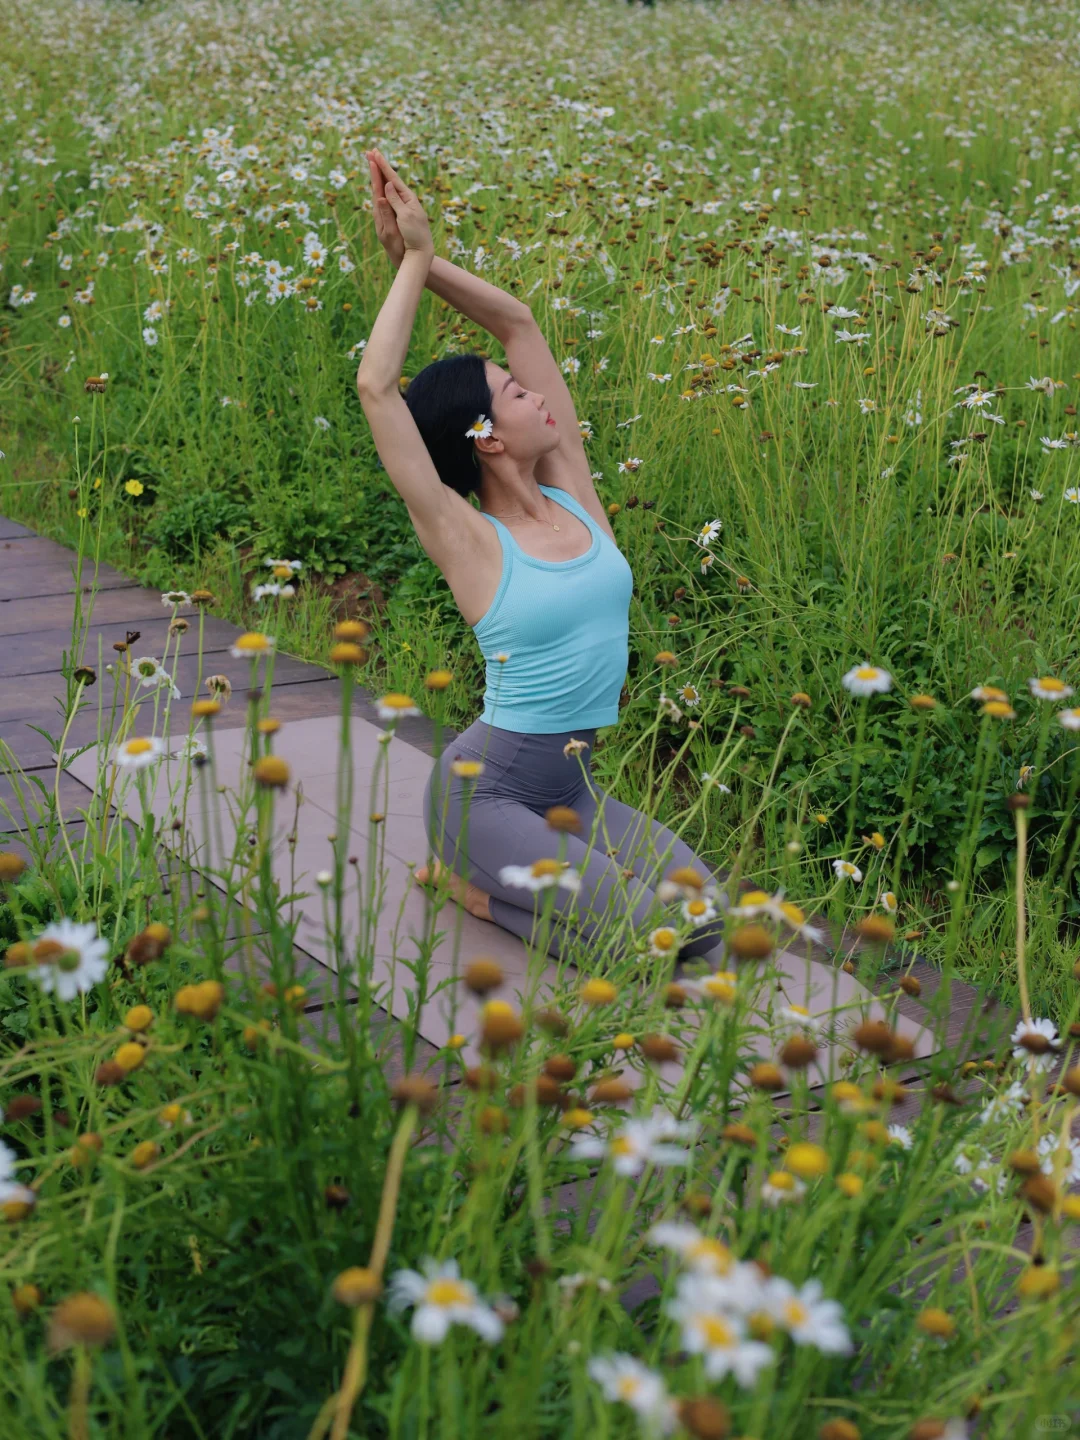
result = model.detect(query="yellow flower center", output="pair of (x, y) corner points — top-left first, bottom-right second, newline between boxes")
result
(1036, 677), (1066, 693)
(616, 1377), (641, 1402)
(855, 667), (879, 680)
(652, 928), (677, 950)
(702, 977), (735, 1003)
(783, 1298), (809, 1327)
(531, 858), (562, 878)
(779, 902), (806, 926)
(768, 1170), (795, 1190)
(233, 632), (269, 653)
(610, 1136), (636, 1158)
(741, 890), (770, 905)
(688, 1239), (733, 1273)
(699, 1314), (735, 1347)
(686, 899), (708, 917)
(425, 1279), (470, 1308)
(125, 738), (153, 756)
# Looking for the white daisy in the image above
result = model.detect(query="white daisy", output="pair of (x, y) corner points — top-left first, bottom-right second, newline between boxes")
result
(587, 1354), (678, 1435)
(646, 1221), (736, 1277)
(569, 1109), (696, 1177)
(665, 1275), (775, 1387)
(161, 591), (192, 608)
(386, 1258), (503, 1345)
(113, 736), (167, 770)
(1037, 1132), (1080, 1186)
(1028, 676), (1074, 702)
(1058, 708), (1080, 731)
(28, 919), (110, 1001)
(465, 415), (493, 439)
(1010, 1016), (1060, 1072)
(1065, 487), (1080, 505)
(887, 1124), (913, 1150)
(762, 1172), (806, 1206)
(841, 664), (892, 696)
(978, 1079), (1027, 1126)
(498, 860), (581, 895)
(832, 860), (863, 883)
(696, 519), (723, 547)
(762, 1276), (853, 1354)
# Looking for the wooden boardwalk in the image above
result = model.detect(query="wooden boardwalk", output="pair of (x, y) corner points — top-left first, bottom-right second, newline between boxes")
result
(1, 513), (1016, 1089)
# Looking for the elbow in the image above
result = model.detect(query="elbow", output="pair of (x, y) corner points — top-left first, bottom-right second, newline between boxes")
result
(356, 369), (398, 401)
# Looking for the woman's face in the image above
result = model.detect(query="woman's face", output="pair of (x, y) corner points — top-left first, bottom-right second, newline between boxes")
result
(480, 361), (560, 464)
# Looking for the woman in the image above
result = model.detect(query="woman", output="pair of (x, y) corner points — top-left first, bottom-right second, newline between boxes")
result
(356, 149), (728, 967)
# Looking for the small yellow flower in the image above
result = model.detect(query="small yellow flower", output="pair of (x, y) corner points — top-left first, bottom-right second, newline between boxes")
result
(124, 479), (144, 497)
(612, 1032), (635, 1049)
(114, 1041), (146, 1073)
(917, 1307), (955, 1339)
(836, 1172), (864, 1198)
(562, 1108), (594, 1129)
(446, 1034), (466, 1051)
(784, 1142), (828, 1179)
(130, 1140), (159, 1170)
(124, 1005), (153, 1032)
(581, 978), (617, 1006)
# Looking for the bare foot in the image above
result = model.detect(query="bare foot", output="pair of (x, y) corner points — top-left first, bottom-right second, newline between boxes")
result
(414, 859), (493, 922)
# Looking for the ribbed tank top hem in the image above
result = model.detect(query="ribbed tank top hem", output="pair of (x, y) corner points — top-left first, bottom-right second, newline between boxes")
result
(478, 701), (620, 734)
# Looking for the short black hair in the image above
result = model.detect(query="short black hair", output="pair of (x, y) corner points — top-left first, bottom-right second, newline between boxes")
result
(402, 354), (493, 499)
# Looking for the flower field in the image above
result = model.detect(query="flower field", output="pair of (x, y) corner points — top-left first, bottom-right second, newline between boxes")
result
(1, 0), (1080, 1435)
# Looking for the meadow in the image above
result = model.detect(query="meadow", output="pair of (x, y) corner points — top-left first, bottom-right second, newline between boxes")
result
(1, 0), (1080, 1434)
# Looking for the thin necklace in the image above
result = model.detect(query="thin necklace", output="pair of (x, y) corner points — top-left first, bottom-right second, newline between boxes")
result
(487, 501), (560, 531)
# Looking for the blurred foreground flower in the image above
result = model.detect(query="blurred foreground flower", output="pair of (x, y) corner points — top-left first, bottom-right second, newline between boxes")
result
(387, 1258), (503, 1344)
(28, 920), (109, 1000)
(570, 1108), (696, 1176)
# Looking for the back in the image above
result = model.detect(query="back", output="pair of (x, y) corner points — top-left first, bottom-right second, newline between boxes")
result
(470, 485), (634, 734)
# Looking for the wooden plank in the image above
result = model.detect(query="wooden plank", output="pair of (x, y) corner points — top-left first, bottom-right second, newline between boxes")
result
(0, 768), (101, 833)
(0, 588), (175, 637)
(0, 518), (34, 541)
(0, 615), (247, 679)
(0, 556), (138, 602)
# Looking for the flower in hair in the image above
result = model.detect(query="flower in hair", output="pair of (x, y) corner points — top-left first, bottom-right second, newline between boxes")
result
(465, 415), (493, 439)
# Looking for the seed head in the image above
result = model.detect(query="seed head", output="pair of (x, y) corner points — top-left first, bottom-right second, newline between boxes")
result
(324, 1184), (351, 1210)
(94, 1061), (126, 1087)
(463, 1065), (498, 1093)
(638, 1033), (680, 1064)
(330, 642), (366, 666)
(899, 974), (922, 997)
(174, 980), (225, 1022)
(131, 1140), (159, 1169)
(508, 1076), (563, 1108)
(536, 1007), (570, 1035)
(543, 1055), (577, 1082)
(852, 1020), (894, 1055)
(391, 1075), (438, 1114)
(819, 1423), (861, 1440)
(678, 1397), (730, 1439)
(544, 805), (581, 833)
(464, 958), (504, 995)
(721, 1123), (757, 1146)
(481, 1000), (524, 1052)
(479, 1105), (509, 1134)
(0, 853), (27, 884)
(332, 1267), (382, 1306)
(334, 619), (370, 642)
(424, 668), (453, 689)
(1021, 1175), (1057, 1214)
(780, 1035), (819, 1069)
(791, 692), (812, 709)
(729, 924), (774, 960)
(589, 1078), (632, 1105)
(253, 756), (290, 788)
(12, 1283), (42, 1318)
(48, 1293), (116, 1350)
(749, 1062), (784, 1092)
(916, 1308), (955, 1339)
(855, 915), (895, 944)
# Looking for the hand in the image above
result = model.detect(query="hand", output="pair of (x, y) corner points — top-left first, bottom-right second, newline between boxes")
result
(366, 150), (405, 268)
(365, 149), (433, 258)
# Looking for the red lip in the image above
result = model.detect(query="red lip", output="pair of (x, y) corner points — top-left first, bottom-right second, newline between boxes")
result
(545, 413), (555, 425)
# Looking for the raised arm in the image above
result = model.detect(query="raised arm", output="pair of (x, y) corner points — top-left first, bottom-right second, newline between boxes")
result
(355, 190), (454, 541)
(364, 150), (595, 504)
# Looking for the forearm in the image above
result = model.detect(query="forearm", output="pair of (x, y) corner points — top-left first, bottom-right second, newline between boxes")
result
(356, 248), (433, 392)
(416, 254), (532, 343)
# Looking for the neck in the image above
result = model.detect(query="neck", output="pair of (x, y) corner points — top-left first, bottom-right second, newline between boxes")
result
(477, 471), (548, 522)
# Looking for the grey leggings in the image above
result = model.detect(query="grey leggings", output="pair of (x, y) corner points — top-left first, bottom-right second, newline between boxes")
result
(422, 719), (728, 967)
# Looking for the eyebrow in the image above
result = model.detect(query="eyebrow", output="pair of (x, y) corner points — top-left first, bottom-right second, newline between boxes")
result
(501, 375), (517, 393)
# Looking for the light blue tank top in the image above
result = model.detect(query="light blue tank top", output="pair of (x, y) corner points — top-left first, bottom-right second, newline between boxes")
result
(471, 484), (634, 733)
